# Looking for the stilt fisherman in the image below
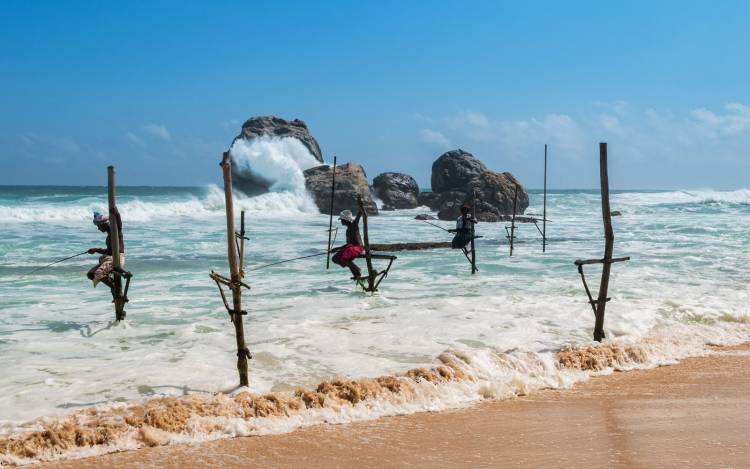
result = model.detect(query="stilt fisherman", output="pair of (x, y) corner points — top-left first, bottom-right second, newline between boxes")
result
(87, 208), (124, 290)
(331, 209), (363, 279)
(449, 204), (477, 250)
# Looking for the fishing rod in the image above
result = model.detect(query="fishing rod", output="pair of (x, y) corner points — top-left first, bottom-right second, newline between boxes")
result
(247, 251), (330, 272)
(418, 219), (452, 233)
(20, 250), (90, 277)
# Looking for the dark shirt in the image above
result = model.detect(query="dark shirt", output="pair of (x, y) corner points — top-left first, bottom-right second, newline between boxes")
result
(345, 213), (363, 246)
(104, 211), (124, 255)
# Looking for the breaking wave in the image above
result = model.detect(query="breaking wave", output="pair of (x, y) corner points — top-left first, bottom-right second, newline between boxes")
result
(0, 137), (328, 224)
(2, 321), (748, 466)
(614, 188), (750, 207)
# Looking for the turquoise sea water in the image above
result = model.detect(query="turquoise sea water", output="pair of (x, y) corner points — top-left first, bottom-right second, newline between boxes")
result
(1, 184), (749, 443)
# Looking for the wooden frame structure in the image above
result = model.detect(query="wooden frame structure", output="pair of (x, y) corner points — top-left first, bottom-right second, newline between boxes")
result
(355, 196), (396, 292)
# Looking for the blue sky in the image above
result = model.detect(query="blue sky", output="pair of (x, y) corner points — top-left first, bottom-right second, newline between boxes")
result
(1, 1), (748, 189)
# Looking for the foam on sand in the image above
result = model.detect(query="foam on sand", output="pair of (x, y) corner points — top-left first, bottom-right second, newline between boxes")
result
(3, 325), (748, 466)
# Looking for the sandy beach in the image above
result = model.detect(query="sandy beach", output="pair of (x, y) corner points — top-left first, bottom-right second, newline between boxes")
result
(34, 343), (750, 468)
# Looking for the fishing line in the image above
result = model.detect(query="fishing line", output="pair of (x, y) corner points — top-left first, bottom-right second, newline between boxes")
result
(247, 251), (330, 272)
(418, 219), (452, 233)
(20, 250), (90, 278)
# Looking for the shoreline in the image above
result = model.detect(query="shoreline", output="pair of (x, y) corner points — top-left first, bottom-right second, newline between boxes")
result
(33, 342), (750, 468)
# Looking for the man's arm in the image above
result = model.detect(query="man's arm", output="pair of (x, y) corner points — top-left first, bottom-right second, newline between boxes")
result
(353, 212), (362, 225)
(88, 247), (106, 254)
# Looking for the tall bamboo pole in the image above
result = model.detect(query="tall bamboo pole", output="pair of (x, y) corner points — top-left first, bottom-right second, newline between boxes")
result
(470, 190), (477, 274)
(593, 143), (613, 342)
(509, 184), (518, 257)
(543, 144), (548, 253)
(220, 152), (249, 386)
(326, 156), (337, 269)
(107, 166), (125, 321)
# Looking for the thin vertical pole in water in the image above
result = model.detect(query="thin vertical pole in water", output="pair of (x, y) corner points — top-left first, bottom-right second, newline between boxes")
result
(107, 166), (125, 321)
(220, 152), (250, 386)
(543, 144), (548, 253)
(470, 190), (477, 274)
(509, 184), (518, 257)
(326, 156), (337, 269)
(593, 142), (613, 342)
(358, 196), (376, 291)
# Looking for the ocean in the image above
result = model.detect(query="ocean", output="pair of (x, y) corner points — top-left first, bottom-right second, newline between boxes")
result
(1, 150), (749, 463)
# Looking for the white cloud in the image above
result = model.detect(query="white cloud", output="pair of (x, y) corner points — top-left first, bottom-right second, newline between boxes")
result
(126, 132), (144, 145)
(446, 110), (495, 141)
(689, 103), (750, 137)
(419, 128), (451, 147)
(496, 114), (586, 160)
(142, 123), (171, 141)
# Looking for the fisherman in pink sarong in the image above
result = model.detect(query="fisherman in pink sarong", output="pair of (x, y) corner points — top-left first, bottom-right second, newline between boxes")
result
(330, 209), (363, 279)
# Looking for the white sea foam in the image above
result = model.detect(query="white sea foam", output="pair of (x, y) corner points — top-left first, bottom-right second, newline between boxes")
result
(614, 188), (750, 206)
(2, 321), (748, 466)
(229, 136), (319, 194)
(1, 184), (749, 465)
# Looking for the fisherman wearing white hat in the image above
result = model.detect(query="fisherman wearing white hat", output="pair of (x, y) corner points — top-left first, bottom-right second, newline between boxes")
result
(330, 209), (364, 278)
(86, 208), (124, 289)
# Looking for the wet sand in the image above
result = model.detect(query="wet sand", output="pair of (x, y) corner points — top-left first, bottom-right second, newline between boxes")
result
(39, 344), (750, 468)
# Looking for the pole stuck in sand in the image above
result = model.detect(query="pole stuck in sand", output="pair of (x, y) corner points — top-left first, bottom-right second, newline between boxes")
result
(326, 156), (337, 269)
(574, 143), (630, 342)
(209, 151), (251, 387)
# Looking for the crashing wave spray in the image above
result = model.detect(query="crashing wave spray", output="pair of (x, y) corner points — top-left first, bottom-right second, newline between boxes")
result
(229, 136), (322, 215)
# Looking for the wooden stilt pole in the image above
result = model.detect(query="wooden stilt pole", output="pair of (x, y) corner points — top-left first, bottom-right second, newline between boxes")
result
(509, 184), (518, 257)
(107, 166), (126, 321)
(470, 190), (477, 275)
(543, 144), (548, 253)
(326, 156), (337, 269)
(574, 143), (630, 342)
(357, 195), (376, 291)
(220, 152), (250, 386)
(593, 143), (614, 342)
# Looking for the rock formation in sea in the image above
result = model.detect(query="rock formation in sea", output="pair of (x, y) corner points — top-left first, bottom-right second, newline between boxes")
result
(372, 172), (420, 210)
(422, 149), (529, 221)
(304, 162), (379, 215)
(230, 116), (323, 195)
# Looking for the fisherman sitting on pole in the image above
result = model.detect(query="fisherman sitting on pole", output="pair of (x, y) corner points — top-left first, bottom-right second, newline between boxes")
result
(86, 209), (124, 289)
(449, 204), (477, 249)
(330, 209), (363, 279)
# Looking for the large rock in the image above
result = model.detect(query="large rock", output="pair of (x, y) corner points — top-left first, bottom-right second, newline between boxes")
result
(304, 162), (379, 216)
(426, 149), (529, 222)
(234, 116), (323, 162)
(372, 172), (419, 209)
(231, 116), (323, 195)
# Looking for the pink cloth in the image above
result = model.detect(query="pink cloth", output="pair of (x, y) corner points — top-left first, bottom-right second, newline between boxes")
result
(333, 244), (364, 265)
